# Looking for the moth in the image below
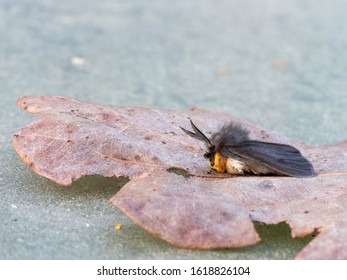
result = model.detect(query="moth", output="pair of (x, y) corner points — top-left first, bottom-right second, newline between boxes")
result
(180, 120), (315, 177)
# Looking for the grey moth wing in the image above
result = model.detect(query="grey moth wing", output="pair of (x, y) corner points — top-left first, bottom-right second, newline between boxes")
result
(223, 140), (315, 177)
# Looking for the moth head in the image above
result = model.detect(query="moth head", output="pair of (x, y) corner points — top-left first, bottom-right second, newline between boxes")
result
(180, 120), (232, 173)
(204, 145), (215, 162)
(180, 120), (224, 171)
(205, 147), (227, 172)
(204, 145), (218, 171)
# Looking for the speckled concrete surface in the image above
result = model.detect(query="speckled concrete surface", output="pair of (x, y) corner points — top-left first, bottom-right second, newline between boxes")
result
(1, 0), (346, 259)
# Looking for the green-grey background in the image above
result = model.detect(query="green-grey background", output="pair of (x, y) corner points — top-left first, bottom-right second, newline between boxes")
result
(1, 0), (346, 259)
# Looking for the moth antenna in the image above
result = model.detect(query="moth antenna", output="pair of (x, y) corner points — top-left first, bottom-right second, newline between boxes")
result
(179, 120), (212, 145)
(189, 120), (212, 145)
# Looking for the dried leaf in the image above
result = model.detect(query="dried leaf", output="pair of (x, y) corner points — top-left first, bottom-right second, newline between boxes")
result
(14, 96), (347, 259)
(111, 140), (347, 259)
(111, 172), (260, 249)
(14, 95), (296, 185)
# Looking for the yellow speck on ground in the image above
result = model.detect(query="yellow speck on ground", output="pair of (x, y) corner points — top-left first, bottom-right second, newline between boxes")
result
(114, 223), (122, 230)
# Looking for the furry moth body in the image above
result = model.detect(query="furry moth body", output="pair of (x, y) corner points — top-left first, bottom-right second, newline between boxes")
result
(180, 120), (315, 177)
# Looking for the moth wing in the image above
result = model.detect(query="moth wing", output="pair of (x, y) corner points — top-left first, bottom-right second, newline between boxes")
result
(223, 140), (315, 177)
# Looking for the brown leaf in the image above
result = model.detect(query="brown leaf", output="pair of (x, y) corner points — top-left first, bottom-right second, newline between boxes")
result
(110, 139), (347, 259)
(14, 95), (298, 185)
(14, 96), (347, 258)
(111, 172), (260, 249)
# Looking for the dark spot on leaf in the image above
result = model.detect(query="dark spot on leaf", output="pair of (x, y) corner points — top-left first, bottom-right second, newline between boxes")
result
(66, 124), (76, 134)
(151, 156), (159, 162)
(101, 113), (111, 121)
(134, 155), (141, 161)
(221, 211), (229, 218)
(259, 180), (274, 188)
(127, 201), (146, 213)
(260, 130), (270, 140)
